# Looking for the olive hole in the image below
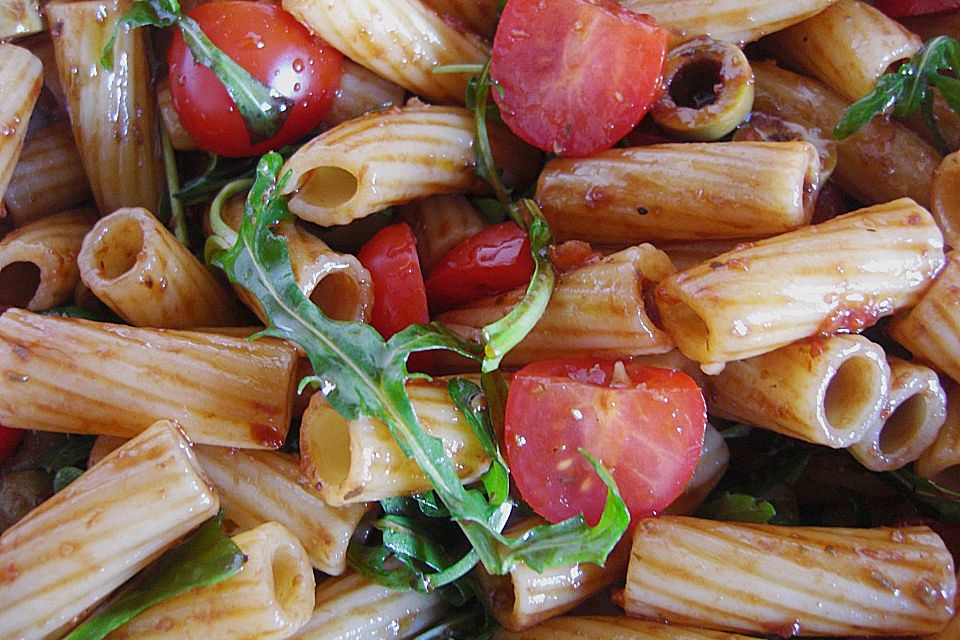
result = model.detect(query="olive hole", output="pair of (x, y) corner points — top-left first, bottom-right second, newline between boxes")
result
(669, 58), (723, 110)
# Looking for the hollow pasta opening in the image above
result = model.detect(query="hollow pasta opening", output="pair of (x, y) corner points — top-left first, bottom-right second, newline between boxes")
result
(879, 393), (928, 455)
(823, 355), (883, 434)
(0, 261), (40, 308)
(92, 216), (144, 280)
(298, 166), (359, 209)
(313, 410), (352, 489)
(271, 541), (306, 621)
(310, 271), (363, 322)
(663, 299), (710, 355)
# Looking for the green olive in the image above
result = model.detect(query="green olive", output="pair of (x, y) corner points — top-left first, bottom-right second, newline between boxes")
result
(651, 37), (754, 142)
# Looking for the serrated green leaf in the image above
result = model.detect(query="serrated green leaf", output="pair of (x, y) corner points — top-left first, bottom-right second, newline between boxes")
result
(448, 378), (509, 506)
(52, 467), (83, 493)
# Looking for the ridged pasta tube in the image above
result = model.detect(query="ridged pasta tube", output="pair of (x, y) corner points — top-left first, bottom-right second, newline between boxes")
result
(0, 209), (95, 310)
(78, 207), (243, 328)
(300, 377), (490, 505)
(439, 245), (675, 366)
(493, 616), (758, 640)
(931, 151), (960, 248)
(0, 0), (42, 39)
(0, 44), (41, 203)
(0, 420), (219, 640)
(535, 141), (820, 244)
(849, 358), (947, 471)
(290, 571), (448, 640)
(396, 195), (487, 274)
(321, 60), (406, 128)
(108, 522), (315, 640)
(156, 79), (197, 152)
(655, 199), (945, 370)
(706, 335), (891, 448)
(281, 102), (539, 226)
(0, 310), (297, 448)
(918, 381), (960, 489)
(621, 516), (957, 637)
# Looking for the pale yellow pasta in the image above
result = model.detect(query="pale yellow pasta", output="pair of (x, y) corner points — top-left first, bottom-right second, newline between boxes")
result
(655, 199), (945, 370)
(321, 60), (406, 128)
(753, 61), (940, 207)
(0, 309), (297, 448)
(619, 0), (839, 45)
(281, 102), (537, 226)
(78, 207), (243, 328)
(931, 151), (960, 248)
(478, 520), (631, 631)
(108, 522), (315, 640)
(0, 208), (95, 310)
(918, 381), (960, 490)
(657, 239), (756, 273)
(3, 122), (93, 226)
(493, 616), (758, 640)
(765, 0), (922, 103)
(280, 0), (487, 102)
(849, 357), (947, 472)
(47, 0), (163, 213)
(924, 576), (960, 640)
(664, 424), (730, 515)
(194, 445), (369, 575)
(439, 246), (675, 366)
(535, 142), (820, 244)
(0, 0), (42, 39)
(156, 78), (197, 152)
(291, 571), (448, 640)
(397, 194), (487, 274)
(0, 420), (219, 640)
(300, 378), (490, 505)
(622, 516), (957, 637)
(0, 44), (41, 203)
(707, 335), (891, 448)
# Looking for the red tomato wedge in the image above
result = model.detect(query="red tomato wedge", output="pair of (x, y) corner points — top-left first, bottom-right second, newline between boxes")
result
(357, 223), (430, 339)
(0, 425), (22, 465)
(490, 0), (669, 157)
(168, 1), (343, 157)
(873, 0), (960, 17)
(505, 359), (707, 526)
(425, 222), (534, 313)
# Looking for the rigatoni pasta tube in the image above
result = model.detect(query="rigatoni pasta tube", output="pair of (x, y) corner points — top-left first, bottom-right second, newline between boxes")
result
(290, 571), (448, 640)
(0, 44), (41, 203)
(108, 522), (315, 640)
(918, 381), (960, 489)
(493, 617), (758, 640)
(655, 199), (945, 369)
(397, 195), (487, 274)
(478, 518), (631, 631)
(765, 0), (921, 103)
(0, 209), (95, 310)
(752, 61), (940, 208)
(924, 576), (960, 640)
(320, 60), (406, 129)
(299, 378), (490, 505)
(931, 151), (960, 248)
(0, 310), (297, 449)
(622, 516), (957, 637)
(706, 335), (890, 448)
(0, 0), (43, 39)
(849, 358), (947, 472)
(48, 0), (163, 214)
(78, 207), (243, 328)
(3, 122), (93, 227)
(535, 141), (820, 244)
(194, 446), (368, 575)
(439, 246), (674, 366)
(280, 0), (487, 103)
(890, 253), (960, 384)
(619, 0), (839, 45)
(281, 102), (539, 226)
(0, 420), (219, 640)
(156, 78), (197, 152)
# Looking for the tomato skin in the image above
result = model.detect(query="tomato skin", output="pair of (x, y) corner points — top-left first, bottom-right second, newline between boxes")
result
(167, 1), (343, 157)
(873, 0), (960, 17)
(0, 426), (22, 465)
(425, 222), (534, 313)
(505, 359), (707, 526)
(357, 223), (430, 339)
(490, 0), (669, 157)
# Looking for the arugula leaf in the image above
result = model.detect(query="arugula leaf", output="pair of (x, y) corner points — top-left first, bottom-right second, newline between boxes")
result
(39, 435), (95, 474)
(102, 0), (291, 145)
(448, 378), (509, 505)
(834, 36), (960, 153)
(211, 153), (629, 576)
(65, 512), (244, 640)
(886, 467), (960, 522)
(53, 467), (84, 493)
(698, 492), (777, 524)
(40, 306), (123, 323)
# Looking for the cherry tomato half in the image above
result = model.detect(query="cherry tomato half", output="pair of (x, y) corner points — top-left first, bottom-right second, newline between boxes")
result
(425, 222), (534, 313)
(873, 0), (960, 17)
(490, 0), (669, 157)
(357, 223), (430, 339)
(168, 1), (343, 157)
(505, 359), (707, 526)
(0, 425), (22, 465)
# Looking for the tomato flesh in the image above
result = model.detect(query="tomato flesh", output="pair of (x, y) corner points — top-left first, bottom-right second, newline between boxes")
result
(873, 0), (960, 17)
(0, 425), (22, 465)
(425, 222), (534, 313)
(505, 359), (707, 525)
(490, 0), (669, 157)
(168, 1), (343, 157)
(357, 223), (430, 339)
